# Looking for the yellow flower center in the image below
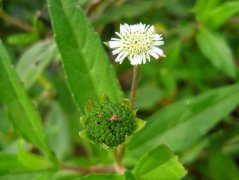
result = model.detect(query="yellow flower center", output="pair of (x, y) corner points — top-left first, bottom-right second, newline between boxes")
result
(122, 33), (152, 54)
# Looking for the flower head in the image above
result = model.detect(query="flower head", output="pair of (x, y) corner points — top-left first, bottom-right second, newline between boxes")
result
(79, 96), (145, 148)
(108, 23), (165, 65)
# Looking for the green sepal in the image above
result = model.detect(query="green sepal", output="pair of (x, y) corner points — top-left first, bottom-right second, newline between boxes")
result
(100, 94), (110, 103)
(84, 100), (95, 114)
(103, 42), (110, 47)
(124, 135), (132, 144)
(116, 118), (145, 146)
(80, 116), (87, 126)
(120, 99), (131, 109)
(79, 130), (91, 143)
(135, 118), (146, 132)
(132, 109), (138, 115)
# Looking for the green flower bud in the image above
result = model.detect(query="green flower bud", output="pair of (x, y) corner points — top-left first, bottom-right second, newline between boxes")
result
(79, 97), (145, 148)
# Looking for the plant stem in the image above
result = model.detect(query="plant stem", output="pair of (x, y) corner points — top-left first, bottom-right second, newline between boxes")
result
(114, 144), (125, 174)
(130, 65), (140, 107)
(1, 11), (34, 32)
(62, 164), (115, 174)
(114, 65), (140, 173)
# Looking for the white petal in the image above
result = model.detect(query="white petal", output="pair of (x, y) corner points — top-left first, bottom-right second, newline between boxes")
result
(149, 50), (159, 59)
(115, 52), (124, 62)
(120, 24), (129, 34)
(152, 34), (162, 40)
(152, 47), (164, 57)
(147, 26), (154, 35)
(112, 48), (122, 55)
(130, 54), (143, 65)
(115, 32), (122, 38)
(111, 38), (121, 41)
(119, 52), (128, 64)
(141, 25), (145, 33)
(109, 41), (121, 48)
(145, 25), (150, 32)
(115, 52), (128, 63)
(152, 41), (164, 46)
(130, 57), (139, 65)
(129, 55), (136, 65)
(138, 55), (143, 64)
(146, 53), (151, 62)
(124, 24), (131, 32)
(142, 53), (146, 64)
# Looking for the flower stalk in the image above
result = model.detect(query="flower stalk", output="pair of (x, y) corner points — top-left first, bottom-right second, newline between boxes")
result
(115, 65), (140, 173)
(130, 65), (140, 107)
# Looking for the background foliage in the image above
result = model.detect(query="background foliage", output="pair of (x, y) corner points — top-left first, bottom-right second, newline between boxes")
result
(0, 0), (239, 179)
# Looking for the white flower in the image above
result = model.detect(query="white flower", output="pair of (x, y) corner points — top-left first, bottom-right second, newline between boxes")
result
(108, 23), (165, 65)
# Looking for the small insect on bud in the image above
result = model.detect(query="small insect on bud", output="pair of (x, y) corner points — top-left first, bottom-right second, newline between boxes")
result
(110, 114), (120, 122)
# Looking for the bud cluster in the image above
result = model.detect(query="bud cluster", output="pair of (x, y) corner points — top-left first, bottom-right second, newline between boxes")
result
(79, 96), (145, 148)
(85, 102), (135, 147)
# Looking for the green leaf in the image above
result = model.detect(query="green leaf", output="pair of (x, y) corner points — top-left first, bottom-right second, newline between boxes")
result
(0, 151), (54, 175)
(206, 2), (239, 28)
(6, 33), (39, 45)
(159, 41), (181, 96)
(223, 134), (239, 155)
(133, 145), (187, 180)
(193, 1), (239, 28)
(124, 171), (137, 180)
(0, 40), (51, 157)
(0, 170), (53, 180)
(0, 153), (25, 175)
(196, 27), (236, 78)
(209, 152), (239, 180)
(180, 138), (209, 165)
(16, 39), (57, 89)
(45, 102), (71, 161)
(134, 85), (162, 109)
(0, 109), (11, 134)
(79, 173), (124, 180)
(192, 0), (221, 22)
(94, 1), (156, 25)
(94, 0), (177, 25)
(48, 0), (123, 112)
(128, 84), (239, 158)
(17, 140), (55, 171)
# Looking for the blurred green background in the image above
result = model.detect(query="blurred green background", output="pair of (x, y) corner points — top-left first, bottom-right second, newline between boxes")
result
(0, 0), (239, 179)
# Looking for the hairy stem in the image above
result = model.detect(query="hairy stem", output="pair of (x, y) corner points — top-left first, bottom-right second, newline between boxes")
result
(114, 144), (125, 174)
(114, 65), (140, 173)
(130, 65), (140, 107)
(62, 164), (115, 174)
